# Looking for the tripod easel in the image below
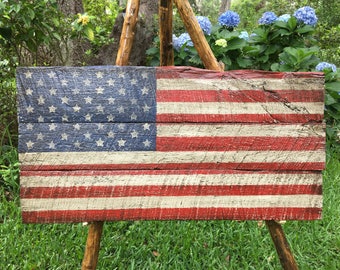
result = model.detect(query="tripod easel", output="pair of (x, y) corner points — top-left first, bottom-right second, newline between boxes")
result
(81, 1), (299, 269)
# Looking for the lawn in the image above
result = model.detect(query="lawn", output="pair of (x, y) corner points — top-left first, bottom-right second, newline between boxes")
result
(1, 149), (339, 269)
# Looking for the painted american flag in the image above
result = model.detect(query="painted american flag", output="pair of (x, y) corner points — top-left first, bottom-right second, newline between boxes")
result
(16, 66), (325, 223)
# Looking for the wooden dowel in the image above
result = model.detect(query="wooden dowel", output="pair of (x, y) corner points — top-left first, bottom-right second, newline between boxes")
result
(116, 0), (140, 65)
(173, 0), (223, 71)
(159, 0), (174, 66)
(266, 220), (299, 270)
(81, 221), (104, 270)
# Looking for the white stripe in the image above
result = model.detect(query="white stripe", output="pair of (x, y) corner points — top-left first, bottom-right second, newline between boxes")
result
(157, 124), (324, 137)
(19, 150), (325, 166)
(21, 195), (323, 211)
(157, 102), (324, 115)
(157, 78), (324, 91)
(20, 173), (322, 188)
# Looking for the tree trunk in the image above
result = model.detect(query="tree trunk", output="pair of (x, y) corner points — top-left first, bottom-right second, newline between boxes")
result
(219, 0), (232, 14)
(92, 0), (158, 66)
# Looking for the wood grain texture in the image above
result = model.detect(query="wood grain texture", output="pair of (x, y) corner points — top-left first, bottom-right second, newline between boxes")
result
(16, 66), (325, 223)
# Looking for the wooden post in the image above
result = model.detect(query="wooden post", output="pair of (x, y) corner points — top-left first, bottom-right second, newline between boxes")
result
(173, 0), (223, 71)
(159, 0), (174, 66)
(116, 0), (141, 66)
(266, 221), (299, 270)
(81, 222), (104, 270)
(82, 1), (141, 269)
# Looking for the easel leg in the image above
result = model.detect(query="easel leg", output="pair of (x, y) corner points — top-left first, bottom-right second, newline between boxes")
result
(81, 221), (104, 270)
(266, 220), (299, 270)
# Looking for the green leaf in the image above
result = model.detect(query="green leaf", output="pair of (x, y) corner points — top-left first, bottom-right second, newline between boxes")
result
(326, 82), (340, 92)
(84, 27), (94, 41)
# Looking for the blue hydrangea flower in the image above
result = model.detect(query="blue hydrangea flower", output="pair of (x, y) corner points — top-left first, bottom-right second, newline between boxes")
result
(258, 12), (278, 25)
(315, 62), (337, 73)
(239, 31), (249, 41)
(276, 14), (291, 22)
(218, 11), (240, 28)
(293, 6), (318, 26)
(173, 33), (193, 51)
(196, 16), (212, 35)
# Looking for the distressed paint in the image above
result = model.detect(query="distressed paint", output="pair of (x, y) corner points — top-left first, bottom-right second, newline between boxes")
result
(16, 66), (325, 223)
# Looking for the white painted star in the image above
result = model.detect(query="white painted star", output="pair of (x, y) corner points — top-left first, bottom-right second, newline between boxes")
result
(84, 132), (92, 139)
(61, 79), (68, 86)
(117, 106), (125, 113)
(49, 105), (57, 113)
(38, 116), (44, 122)
(37, 95), (45, 105)
(130, 98), (138, 105)
(61, 133), (68, 140)
(143, 139), (151, 147)
(97, 123), (104, 130)
(62, 114), (69, 122)
(143, 123), (151, 130)
(72, 88), (80, 95)
(26, 140), (34, 149)
(73, 104), (81, 112)
(108, 97), (115, 104)
(49, 88), (57, 95)
(96, 87), (104, 94)
(48, 71), (56, 78)
(72, 72), (79, 78)
(24, 71), (32, 78)
(143, 104), (151, 112)
(118, 72), (125, 78)
(26, 106), (34, 113)
(73, 123), (81, 130)
(118, 88), (126, 95)
(141, 72), (148, 79)
(107, 131), (115, 138)
(84, 96), (93, 104)
(96, 72), (103, 78)
(85, 113), (92, 121)
(26, 123), (34, 130)
(48, 141), (56, 149)
(25, 88), (33, 95)
(118, 123), (125, 130)
(96, 105), (104, 113)
(131, 78), (137, 85)
(117, 138), (126, 147)
(96, 138), (104, 147)
(141, 87), (149, 95)
(37, 133), (44, 140)
(107, 114), (114, 122)
(49, 123), (57, 131)
(37, 79), (44, 86)
(130, 113), (137, 120)
(107, 79), (115, 86)
(74, 141), (81, 148)
(61, 96), (69, 104)
(84, 79), (91, 86)
(131, 130), (139, 138)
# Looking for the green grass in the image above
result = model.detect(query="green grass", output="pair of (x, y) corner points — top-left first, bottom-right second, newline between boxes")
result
(1, 151), (340, 269)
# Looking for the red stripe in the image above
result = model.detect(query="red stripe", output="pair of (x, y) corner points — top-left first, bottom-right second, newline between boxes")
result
(22, 207), (322, 223)
(156, 66), (324, 80)
(157, 90), (323, 102)
(20, 169), (319, 177)
(20, 162), (325, 172)
(156, 137), (325, 151)
(156, 114), (323, 123)
(20, 184), (322, 199)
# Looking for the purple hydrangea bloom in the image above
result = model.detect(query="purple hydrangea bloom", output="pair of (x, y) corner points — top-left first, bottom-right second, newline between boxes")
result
(196, 16), (212, 35)
(316, 62), (337, 73)
(276, 14), (291, 22)
(218, 11), (240, 28)
(258, 12), (278, 25)
(294, 6), (318, 26)
(173, 33), (193, 51)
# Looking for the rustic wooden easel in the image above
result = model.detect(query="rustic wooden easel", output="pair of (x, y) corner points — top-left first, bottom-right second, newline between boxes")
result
(81, 1), (298, 269)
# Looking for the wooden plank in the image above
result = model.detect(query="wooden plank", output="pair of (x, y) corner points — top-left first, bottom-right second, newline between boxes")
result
(159, 0), (174, 66)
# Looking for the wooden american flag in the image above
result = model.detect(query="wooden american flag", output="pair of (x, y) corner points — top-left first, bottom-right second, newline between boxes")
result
(16, 66), (325, 223)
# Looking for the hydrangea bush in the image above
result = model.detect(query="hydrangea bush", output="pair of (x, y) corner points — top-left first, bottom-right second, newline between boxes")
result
(146, 6), (340, 142)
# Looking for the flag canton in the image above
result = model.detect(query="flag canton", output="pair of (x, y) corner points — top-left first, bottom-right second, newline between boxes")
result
(17, 66), (157, 152)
